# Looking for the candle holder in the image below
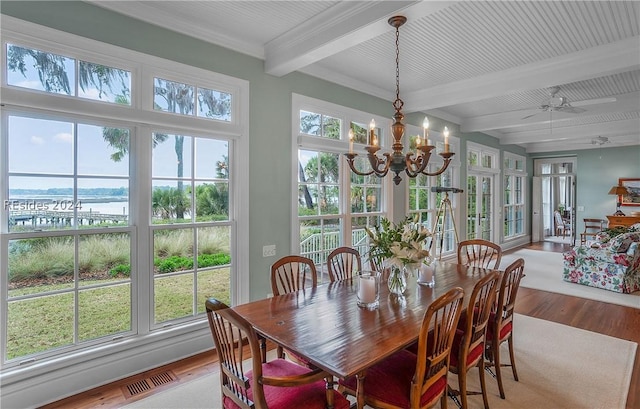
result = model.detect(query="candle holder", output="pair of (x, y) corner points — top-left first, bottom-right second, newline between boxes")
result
(417, 260), (436, 287)
(357, 270), (380, 309)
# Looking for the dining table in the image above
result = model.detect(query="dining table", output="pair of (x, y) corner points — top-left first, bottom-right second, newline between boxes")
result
(231, 261), (494, 409)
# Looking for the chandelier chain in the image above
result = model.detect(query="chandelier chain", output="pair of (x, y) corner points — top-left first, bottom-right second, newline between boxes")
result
(394, 23), (402, 111)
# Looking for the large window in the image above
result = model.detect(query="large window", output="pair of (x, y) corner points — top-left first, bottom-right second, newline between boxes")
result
(1, 24), (248, 372)
(503, 153), (527, 239)
(294, 95), (387, 277)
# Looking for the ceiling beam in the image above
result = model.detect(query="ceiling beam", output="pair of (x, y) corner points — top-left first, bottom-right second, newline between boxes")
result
(403, 36), (640, 112)
(498, 118), (640, 145)
(264, 1), (457, 77)
(462, 91), (640, 132)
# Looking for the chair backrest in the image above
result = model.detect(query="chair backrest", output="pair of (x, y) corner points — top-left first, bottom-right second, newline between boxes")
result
(410, 287), (465, 408)
(583, 218), (605, 234)
(457, 272), (500, 368)
(205, 297), (266, 409)
(271, 255), (318, 296)
(457, 239), (502, 270)
(327, 247), (362, 282)
(554, 211), (567, 227)
(494, 258), (525, 341)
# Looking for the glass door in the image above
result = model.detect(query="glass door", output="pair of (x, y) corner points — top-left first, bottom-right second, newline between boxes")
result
(467, 173), (495, 241)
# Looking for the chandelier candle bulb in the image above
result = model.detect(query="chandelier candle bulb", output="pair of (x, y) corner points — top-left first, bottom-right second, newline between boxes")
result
(423, 117), (430, 145)
(369, 119), (376, 146)
(443, 127), (450, 153)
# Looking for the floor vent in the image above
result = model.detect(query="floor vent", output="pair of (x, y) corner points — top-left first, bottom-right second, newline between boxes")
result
(123, 370), (178, 398)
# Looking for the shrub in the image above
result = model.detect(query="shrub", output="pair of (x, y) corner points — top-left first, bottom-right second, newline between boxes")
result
(109, 264), (131, 278)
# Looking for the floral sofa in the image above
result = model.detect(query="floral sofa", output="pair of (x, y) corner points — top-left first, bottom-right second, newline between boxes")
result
(563, 227), (640, 293)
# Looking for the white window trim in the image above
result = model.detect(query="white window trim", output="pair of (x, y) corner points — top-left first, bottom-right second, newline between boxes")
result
(0, 16), (250, 407)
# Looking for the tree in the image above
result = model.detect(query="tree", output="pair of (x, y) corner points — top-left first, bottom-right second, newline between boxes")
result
(8, 47), (228, 222)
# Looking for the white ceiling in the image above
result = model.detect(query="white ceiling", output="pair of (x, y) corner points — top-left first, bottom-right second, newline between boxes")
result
(90, 0), (640, 153)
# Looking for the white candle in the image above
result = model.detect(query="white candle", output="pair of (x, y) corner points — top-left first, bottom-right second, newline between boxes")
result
(443, 126), (450, 153)
(369, 119), (376, 146)
(423, 117), (430, 146)
(358, 275), (376, 303)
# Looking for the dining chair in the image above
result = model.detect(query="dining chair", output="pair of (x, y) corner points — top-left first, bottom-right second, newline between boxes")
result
(448, 271), (500, 409)
(485, 258), (525, 399)
(339, 287), (465, 409)
(327, 246), (362, 282)
(270, 255), (318, 365)
(554, 210), (571, 238)
(270, 255), (318, 296)
(580, 218), (605, 244)
(205, 297), (350, 409)
(457, 239), (502, 270)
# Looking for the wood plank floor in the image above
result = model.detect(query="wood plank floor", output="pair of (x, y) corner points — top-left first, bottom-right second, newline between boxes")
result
(41, 241), (640, 409)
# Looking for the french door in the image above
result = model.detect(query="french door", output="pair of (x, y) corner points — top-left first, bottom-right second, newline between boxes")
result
(467, 173), (495, 241)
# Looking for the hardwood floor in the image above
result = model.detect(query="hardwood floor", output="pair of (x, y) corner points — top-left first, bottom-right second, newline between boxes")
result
(40, 241), (640, 409)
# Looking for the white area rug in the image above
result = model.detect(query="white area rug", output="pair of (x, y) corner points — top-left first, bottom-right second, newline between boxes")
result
(125, 314), (637, 409)
(500, 248), (640, 309)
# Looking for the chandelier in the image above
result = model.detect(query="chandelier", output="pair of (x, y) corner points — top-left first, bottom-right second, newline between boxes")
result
(345, 15), (454, 185)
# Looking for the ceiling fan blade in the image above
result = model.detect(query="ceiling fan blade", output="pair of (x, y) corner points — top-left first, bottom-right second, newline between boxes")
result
(572, 97), (617, 107)
(556, 106), (587, 114)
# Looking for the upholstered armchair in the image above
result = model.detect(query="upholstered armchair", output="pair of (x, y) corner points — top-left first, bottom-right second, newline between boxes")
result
(563, 228), (640, 293)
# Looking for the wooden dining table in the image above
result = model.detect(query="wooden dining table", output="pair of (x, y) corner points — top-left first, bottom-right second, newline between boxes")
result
(232, 261), (493, 409)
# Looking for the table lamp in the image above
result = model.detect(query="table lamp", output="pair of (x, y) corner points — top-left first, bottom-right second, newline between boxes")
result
(608, 184), (629, 216)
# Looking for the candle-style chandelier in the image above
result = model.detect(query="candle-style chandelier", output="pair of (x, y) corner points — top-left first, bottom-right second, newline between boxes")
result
(345, 15), (454, 185)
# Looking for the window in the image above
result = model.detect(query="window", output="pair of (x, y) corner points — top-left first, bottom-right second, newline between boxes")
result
(294, 95), (387, 276)
(504, 153), (527, 239)
(1, 24), (248, 371)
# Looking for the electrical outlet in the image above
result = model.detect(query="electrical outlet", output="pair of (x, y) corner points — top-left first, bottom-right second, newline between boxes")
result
(263, 244), (276, 257)
(577, 206), (585, 212)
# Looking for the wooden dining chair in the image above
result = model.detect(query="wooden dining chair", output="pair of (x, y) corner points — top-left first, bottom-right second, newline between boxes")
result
(580, 218), (605, 244)
(327, 246), (362, 282)
(457, 239), (502, 270)
(339, 287), (465, 409)
(485, 258), (525, 399)
(205, 297), (350, 409)
(448, 271), (500, 409)
(270, 255), (318, 366)
(270, 255), (318, 296)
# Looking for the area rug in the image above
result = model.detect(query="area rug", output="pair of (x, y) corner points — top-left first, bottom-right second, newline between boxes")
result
(125, 314), (637, 409)
(500, 248), (640, 309)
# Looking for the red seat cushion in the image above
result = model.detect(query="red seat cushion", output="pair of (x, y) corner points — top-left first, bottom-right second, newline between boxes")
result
(224, 358), (350, 409)
(450, 329), (484, 369)
(486, 312), (513, 342)
(339, 350), (447, 408)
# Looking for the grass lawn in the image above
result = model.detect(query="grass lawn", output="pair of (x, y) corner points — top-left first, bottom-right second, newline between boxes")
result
(6, 268), (230, 360)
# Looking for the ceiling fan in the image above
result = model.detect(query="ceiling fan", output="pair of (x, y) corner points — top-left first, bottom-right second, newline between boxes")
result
(521, 86), (587, 119)
(590, 136), (610, 146)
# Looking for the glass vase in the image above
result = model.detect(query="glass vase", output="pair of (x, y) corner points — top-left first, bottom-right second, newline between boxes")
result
(388, 265), (407, 295)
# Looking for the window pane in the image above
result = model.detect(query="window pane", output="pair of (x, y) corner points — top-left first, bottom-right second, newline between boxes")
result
(78, 284), (131, 341)
(196, 226), (231, 312)
(8, 116), (74, 174)
(152, 180), (192, 223)
(7, 44), (75, 95)
(300, 111), (321, 135)
(197, 87), (231, 121)
(349, 122), (368, 144)
(195, 182), (229, 221)
(7, 293), (74, 360)
(78, 124), (130, 176)
(8, 176), (74, 232)
(194, 138), (228, 179)
(154, 78), (194, 115)
(78, 233), (131, 286)
(78, 61), (131, 104)
(152, 133), (193, 178)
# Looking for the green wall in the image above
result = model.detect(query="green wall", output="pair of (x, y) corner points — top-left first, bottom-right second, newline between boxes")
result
(530, 146), (640, 220)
